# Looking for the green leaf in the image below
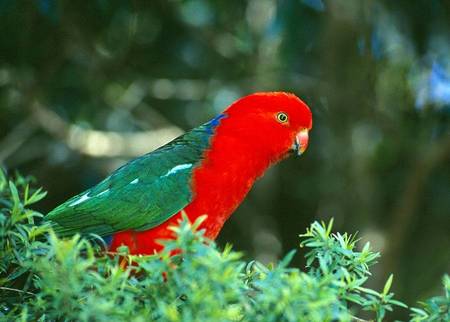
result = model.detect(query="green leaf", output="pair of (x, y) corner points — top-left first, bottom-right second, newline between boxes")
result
(0, 169), (7, 191)
(383, 274), (394, 296)
(358, 286), (381, 297)
(388, 299), (408, 308)
(410, 307), (427, 316)
(24, 187), (47, 206)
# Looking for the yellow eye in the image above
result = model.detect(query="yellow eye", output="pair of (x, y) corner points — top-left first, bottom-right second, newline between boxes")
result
(276, 112), (289, 123)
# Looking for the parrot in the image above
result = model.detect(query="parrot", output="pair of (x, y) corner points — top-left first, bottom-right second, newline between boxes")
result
(46, 92), (312, 255)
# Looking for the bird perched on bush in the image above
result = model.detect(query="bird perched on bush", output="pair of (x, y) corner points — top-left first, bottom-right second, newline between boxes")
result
(46, 92), (312, 255)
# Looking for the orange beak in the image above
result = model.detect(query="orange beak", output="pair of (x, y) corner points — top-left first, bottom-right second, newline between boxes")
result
(294, 129), (309, 155)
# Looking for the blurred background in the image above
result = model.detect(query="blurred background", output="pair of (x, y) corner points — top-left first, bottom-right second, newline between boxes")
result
(0, 0), (449, 319)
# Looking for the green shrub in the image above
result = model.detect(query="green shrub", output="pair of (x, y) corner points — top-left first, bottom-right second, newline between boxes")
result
(0, 170), (448, 321)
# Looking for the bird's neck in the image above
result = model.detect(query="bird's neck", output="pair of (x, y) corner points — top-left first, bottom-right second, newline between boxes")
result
(184, 128), (277, 239)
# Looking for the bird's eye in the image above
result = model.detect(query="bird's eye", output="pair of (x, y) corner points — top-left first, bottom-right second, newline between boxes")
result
(276, 112), (289, 123)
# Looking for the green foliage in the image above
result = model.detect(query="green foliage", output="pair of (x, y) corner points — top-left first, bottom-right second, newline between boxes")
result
(0, 170), (49, 309)
(410, 275), (450, 322)
(0, 170), (448, 321)
(299, 220), (408, 321)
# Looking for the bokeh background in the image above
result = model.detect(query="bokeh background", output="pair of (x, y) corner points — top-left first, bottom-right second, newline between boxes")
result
(0, 0), (449, 319)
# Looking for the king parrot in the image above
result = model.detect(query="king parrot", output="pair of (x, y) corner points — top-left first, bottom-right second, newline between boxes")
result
(46, 92), (313, 255)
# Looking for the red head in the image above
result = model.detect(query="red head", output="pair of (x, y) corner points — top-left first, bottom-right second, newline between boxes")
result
(220, 92), (312, 163)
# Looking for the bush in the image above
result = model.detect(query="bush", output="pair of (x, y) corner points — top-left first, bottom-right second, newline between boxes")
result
(0, 170), (448, 321)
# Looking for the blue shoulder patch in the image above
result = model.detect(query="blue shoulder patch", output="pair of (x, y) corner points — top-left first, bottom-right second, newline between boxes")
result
(204, 113), (227, 134)
(102, 235), (113, 246)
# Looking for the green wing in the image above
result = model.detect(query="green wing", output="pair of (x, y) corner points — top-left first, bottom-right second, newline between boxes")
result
(46, 122), (217, 237)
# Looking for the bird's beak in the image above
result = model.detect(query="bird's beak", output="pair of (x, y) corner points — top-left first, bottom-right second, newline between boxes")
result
(292, 129), (309, 156)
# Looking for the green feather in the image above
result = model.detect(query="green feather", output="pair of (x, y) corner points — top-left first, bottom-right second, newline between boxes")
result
(46, 117), (222, 237)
